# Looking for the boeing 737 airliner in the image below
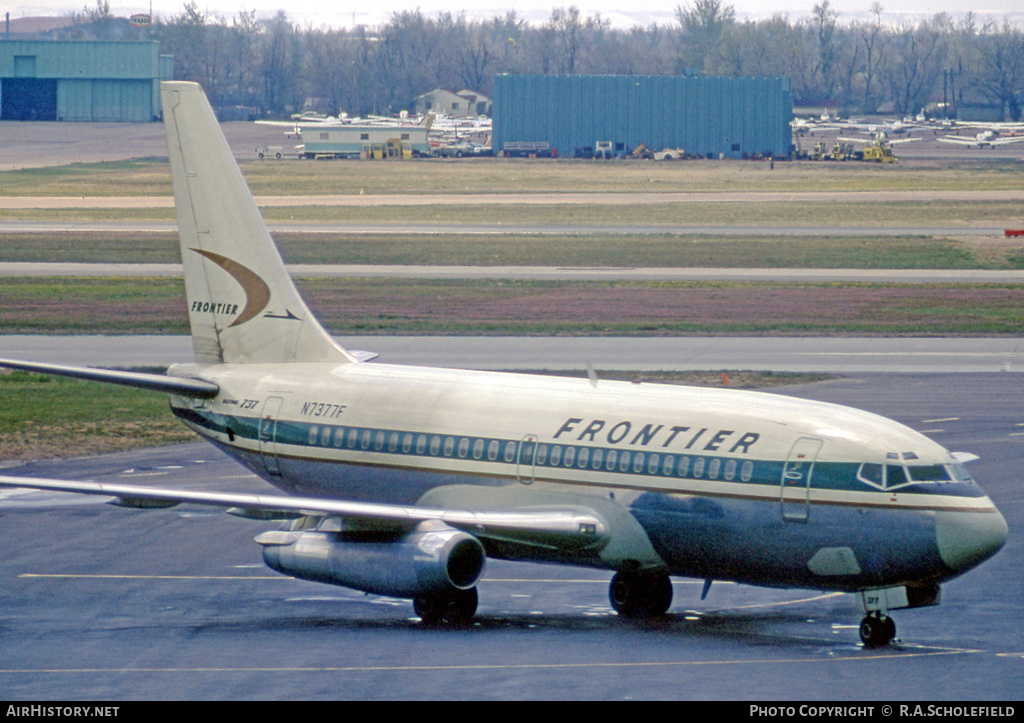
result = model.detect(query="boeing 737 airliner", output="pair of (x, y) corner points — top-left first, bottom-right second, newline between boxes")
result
(0, 82), (1008, 647)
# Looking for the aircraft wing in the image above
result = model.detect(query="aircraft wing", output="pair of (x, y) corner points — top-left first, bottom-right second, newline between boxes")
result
(0, 475), (608, 551)
(0, 358), (219, 397)
(937, 136), (980, 145)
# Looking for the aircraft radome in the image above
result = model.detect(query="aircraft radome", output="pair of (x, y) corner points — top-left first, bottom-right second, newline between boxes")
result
(0, 82), (1008, 648)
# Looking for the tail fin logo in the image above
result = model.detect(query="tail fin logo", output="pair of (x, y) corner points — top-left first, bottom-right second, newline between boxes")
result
(190, 248), (271, 327)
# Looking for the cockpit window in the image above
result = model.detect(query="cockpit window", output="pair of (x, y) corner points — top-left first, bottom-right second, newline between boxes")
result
(905, 464), (951, 483)
(858, 461), (962, 490)
(885, 464), (908, 488)
(949, 463), (974, 484)
(858, 463), (884, 488)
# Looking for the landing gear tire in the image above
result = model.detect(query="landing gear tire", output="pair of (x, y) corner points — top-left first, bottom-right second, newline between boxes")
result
(859, 613), (896, 648)
(609, 571), (673, 618)
(413, 587), (478, 625)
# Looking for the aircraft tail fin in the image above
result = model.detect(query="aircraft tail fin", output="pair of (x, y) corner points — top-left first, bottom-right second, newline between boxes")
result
(161, 81), (354, 365)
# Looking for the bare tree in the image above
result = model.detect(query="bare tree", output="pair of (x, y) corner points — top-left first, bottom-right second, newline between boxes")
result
(548, 6), (586, 74)
(883, 15), (950, 115)
(859, 3), (888, 113)
(260, 11), (301, 114)
(977, 20), (1024, 120)
(812, 1), (838, 100)
(142, 5), (1024, 125)
(674, 0), (736, 73)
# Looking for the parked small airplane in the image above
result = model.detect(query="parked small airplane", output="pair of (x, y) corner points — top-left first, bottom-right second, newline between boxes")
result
(937, 130), (1024, 148)
(832, 117), (929, 136)
(0, 82), (1008, 647)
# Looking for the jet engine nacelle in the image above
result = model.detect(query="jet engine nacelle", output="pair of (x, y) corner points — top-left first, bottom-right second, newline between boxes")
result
(257, 519), (486, 599)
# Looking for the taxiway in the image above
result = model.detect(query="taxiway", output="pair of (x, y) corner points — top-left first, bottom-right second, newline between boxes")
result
(1, 372), (1021, 700)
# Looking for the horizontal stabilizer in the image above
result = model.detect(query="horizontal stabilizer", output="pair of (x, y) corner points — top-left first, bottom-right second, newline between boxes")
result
(0, 358), (219, 397)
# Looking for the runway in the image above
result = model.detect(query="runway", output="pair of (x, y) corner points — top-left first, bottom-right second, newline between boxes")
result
(1, 373), (1020, 700)
(0, 220), (1010, 237)
(6, 262), (1024, 285)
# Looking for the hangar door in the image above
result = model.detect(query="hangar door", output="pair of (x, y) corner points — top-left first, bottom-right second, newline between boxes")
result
(1, 78), (58, 120)
(90, 80), (152, 122)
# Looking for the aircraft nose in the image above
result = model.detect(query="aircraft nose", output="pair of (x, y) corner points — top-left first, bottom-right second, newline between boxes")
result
(935, 507), (1008, 574)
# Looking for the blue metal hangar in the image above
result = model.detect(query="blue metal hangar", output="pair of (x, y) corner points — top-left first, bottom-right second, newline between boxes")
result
(0, 40), (172, 121)
(492, 74), (793, 159)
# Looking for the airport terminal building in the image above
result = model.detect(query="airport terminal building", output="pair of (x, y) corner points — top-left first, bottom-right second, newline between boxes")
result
(492, 74), (793, 159)
(0, 39), (172, 121)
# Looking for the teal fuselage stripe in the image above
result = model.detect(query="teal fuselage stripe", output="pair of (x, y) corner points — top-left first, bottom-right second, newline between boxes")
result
(172, 407), (985, 501)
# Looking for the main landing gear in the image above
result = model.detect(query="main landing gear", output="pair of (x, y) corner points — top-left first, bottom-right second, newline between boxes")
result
(859, 612), (897, 648)
(609, 570), (673, 617)
(413, 587), (478, 625)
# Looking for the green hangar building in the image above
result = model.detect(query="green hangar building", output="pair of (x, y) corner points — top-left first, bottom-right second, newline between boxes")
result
(0, 40), (172, 121)
(492, 74), (793, 159)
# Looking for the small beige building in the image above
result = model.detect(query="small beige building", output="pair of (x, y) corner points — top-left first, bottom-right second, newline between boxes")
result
(414, 89), (491, 117)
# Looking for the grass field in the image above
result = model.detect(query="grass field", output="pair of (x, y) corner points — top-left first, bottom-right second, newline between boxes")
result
(0, 371), (196, 460)
(4, 277), (1024, 336)
(0, 231), (1010, 268)
(2, 157), (1023, 196)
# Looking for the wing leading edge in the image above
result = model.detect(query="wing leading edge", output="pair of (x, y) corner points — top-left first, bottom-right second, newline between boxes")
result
(0, 475), (607, 552)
